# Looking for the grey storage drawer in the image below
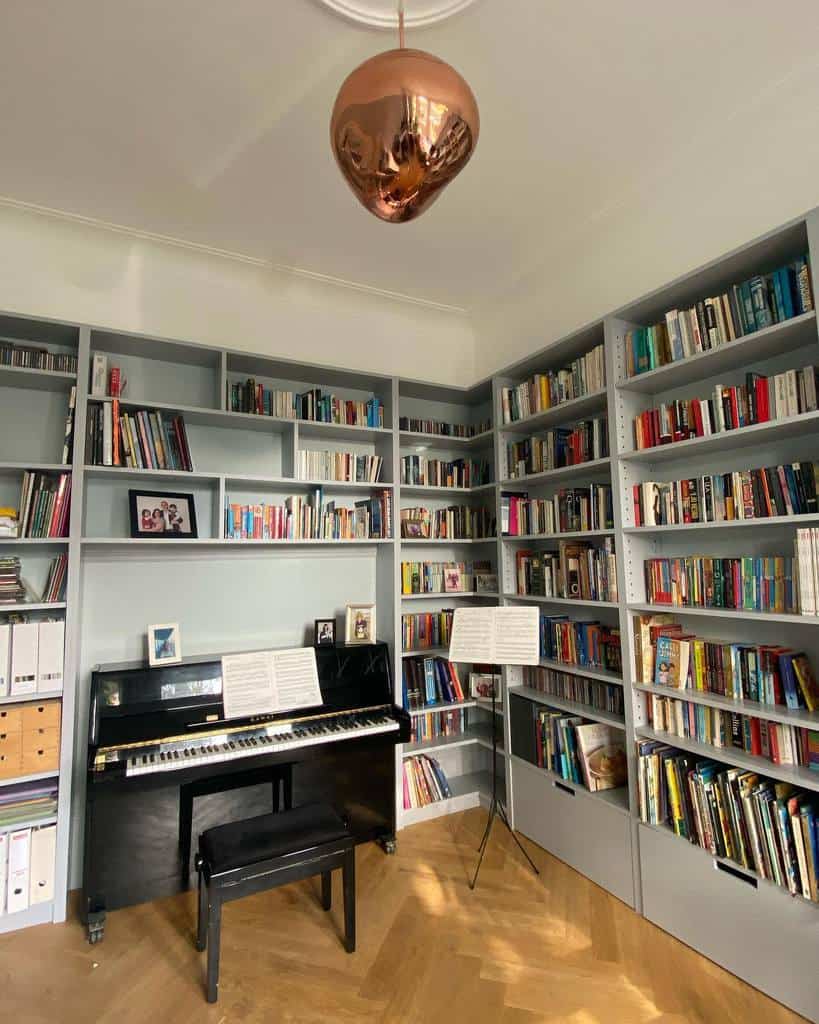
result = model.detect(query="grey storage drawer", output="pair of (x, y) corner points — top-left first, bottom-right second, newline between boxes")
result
(511, 755), (634, 907)
(640, 822), (819, 1023)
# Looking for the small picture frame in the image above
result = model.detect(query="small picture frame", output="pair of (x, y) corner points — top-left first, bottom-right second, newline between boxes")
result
(475, 572), (498, 595)
(345, 603), (375, 644)
(470, 671), (499, 700)
(444, 566), (463, 593)
(147, 623), (182, 667)
(129, 490), (198, 539)
(314, 618), (336, 647)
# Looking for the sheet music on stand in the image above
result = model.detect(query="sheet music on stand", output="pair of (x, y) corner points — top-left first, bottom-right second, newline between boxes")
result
(449, 606), (539, 666)
(221, 646), (322, 720)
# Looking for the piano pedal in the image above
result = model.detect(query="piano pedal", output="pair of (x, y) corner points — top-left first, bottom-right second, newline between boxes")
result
(378, 836), (397, 856)
(87, 911), (106, 945)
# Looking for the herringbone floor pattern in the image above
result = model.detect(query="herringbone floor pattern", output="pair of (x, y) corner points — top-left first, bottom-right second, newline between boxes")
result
(0, 810), (808, 1023)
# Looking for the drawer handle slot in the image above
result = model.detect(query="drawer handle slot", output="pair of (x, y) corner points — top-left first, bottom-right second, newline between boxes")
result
(554, 781), (575, 797)
(715, 860), (757, 889)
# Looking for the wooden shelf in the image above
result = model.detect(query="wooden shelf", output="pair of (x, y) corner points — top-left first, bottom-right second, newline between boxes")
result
(0, 365), (75, 392)
(0, 602), (66, 614)
(616, 312), (817, 394)
(620, 409), (819, 464)
(512, 685), (625, 728)
(0, 690), (62, 706)
(633, 681), (819, 730)
(635, 726), (819, 793)
(0, 538), (68, 546)
(84, 465), (217, 482)
(536, 657), (623, 686)
(504, 593), (619, 609)
(0, 814), (57, 836)
(0, 770), (59, 790)
(627, 602), (817, 625)
(401, 591), (499, 601)
(502, 529), (614, 542)
(402, 724), (503, 757)
(82, 537), (392, 548)
(401, 646), (450, 659)
(399, 482), (494, 497)
(624, 512), (819, 535)
(0, 462), (71, 474)
(399, 429), (494, 450)
(400, 537), (496, 545)
(498, 389), (608, 435)
(500, 456), (611, 488)
(407, 699), (476, 716)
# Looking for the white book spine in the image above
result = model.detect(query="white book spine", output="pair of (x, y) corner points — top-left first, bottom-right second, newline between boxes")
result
(10, 622), (38, 696)
(0, 623), (10, 698)
(90, 352), (108, 397)
(7, 828), (31, 915)
(0, 833), (7, 915)
(28, 824), (56, 906)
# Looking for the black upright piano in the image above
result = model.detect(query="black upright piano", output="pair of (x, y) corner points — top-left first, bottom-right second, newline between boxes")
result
(82, 641), (409, 943)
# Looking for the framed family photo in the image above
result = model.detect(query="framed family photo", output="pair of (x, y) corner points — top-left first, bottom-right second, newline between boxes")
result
(147, 623), (182, 667)
(314, 618), (336, 646)
(345, 603), (375, 644)
(129, 490), (198, 538)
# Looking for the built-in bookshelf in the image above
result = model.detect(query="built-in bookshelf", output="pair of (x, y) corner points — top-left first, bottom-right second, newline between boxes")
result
(0, 209), (816, 1023)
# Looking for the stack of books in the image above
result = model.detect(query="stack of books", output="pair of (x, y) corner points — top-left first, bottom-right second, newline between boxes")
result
(17, 472), (71, 538)
(399, 416), (490, 438)
(523, 665), (625, 716)
(635, 614), (819, 711)
(402, 755), (452, 808)
(643, 556), (796, 614)
(539, 615), (621, 673)
(500, 344), (606, 424)
(515, 539), (618, 603)
(0, 779), (58, 828)
(0, 557), (25, 604)
(534, 710), (627, 793)
(402, 657), (466, 709)
(224, 489), (391, 541)
(625, 255), (814, 378)
(41, 554), (68, 604)
(399, 505), (495, 540)
(637, 741), (818, 903)
(505, 417), (608, 479)
(401, 610), (454, 652)
(296, 450), (383, 483)
(632, 367), (819, 450)
(400, 560), (492, 595)
(409, 708), (466, 743)
(228, 380), (384, 427)
(632, 462), (818, 527)
(86, 403), (194, 471)
(0, 341), (77, 373)
(400, 456), (490, 489)
(502, 484), (613, 536)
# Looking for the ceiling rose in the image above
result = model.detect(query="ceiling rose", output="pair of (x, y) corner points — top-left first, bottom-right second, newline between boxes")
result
(315, 0), (479, 29)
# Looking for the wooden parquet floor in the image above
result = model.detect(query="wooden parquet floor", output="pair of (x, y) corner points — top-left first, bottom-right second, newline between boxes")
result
(0, 809), (809, 1024)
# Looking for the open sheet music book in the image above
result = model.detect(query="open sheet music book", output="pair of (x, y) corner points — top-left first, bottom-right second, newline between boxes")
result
(449, 606), (540, 666)
(221, 647), (322, 719)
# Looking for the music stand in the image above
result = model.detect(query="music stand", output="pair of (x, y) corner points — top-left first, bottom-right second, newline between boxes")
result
(469, 673), (539, 890)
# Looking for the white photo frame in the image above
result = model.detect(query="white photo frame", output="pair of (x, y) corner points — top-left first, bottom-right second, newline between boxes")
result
(147, 623), (182, 667)
(345, 603), (376, 644)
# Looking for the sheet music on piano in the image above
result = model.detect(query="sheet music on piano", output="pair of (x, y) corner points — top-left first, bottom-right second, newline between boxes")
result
(221, 647), (322, 720)
(449, 607), (539, 665)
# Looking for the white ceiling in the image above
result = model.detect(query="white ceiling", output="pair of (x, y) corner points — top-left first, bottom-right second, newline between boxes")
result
(2, 0), (819, 313)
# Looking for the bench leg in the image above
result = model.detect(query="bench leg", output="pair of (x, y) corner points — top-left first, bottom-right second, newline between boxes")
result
(206, 894), (222, 1003)
(342, 848), (355, 954)
(321, 870), (332, 912)
(196, 865), (208, 952)
(283, 765), (293, 810)
(179, 785), (194, 880)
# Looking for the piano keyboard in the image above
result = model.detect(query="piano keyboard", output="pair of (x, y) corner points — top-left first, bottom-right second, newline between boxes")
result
(124, 712), (399, 777)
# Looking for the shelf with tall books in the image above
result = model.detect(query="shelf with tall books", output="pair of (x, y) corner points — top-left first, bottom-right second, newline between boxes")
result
(608, 212), (819, 1020)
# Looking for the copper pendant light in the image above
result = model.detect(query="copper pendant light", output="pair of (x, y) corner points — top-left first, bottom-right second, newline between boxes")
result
(330, 1), (479, 223)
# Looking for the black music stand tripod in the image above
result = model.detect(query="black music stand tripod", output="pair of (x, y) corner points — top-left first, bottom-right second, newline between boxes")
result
(469, 675), (539, 890)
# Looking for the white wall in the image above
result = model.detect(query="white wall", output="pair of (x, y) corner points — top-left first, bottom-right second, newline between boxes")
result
(0, 201), (477, 385)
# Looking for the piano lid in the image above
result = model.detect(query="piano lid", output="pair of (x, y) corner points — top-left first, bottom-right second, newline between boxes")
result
(89, 642), (394, 747)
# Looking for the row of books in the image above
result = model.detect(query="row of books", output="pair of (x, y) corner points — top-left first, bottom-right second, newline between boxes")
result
(632, 462), (819, 527)
(624, 255), (814, 378)
(400, 560), (492, 595)
(500, 344), (606, 424)
(399, 456), (490, 489)
(86, 403), (194, 471)
(523, 665), (625, 717)
(515, 540), (618, 603)
(534, 709), (627, 792)
(539, 615), (622, 674)
(16, 472), (71, 539)
(401, 610), (454, 652)
(402, 755), (451, 809)
(505, 418), (608, 479)
(0, 824), (57, 916)
(296, 450), (384, 483)
(399, 505), (495, 540)
(636, 741), (818, 902)
(632, 368), (819, 450)
(398, 416), (490, 438)
(647, 693), (817, 770)
(0, 778), (58, 829)
(227, 380), (384, 427)
(644, 556), (796, 614)
(409, 708), (466, 743)
(0, 340), (77, 374)
(402, 657), (466, 709)
(41, 554), (68, 605)
(0, 558), (25, 604)
(502, 485), (614, 537)
(635, 614), (819, 711)
(223, 490), (391, 540)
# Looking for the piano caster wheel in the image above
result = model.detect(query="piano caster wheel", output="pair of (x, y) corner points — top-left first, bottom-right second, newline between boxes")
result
(379, 837), (397, 855)
(87, 911), (106, 945)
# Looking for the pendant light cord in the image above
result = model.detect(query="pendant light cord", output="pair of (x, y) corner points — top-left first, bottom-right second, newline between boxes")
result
(398, 1), (405, 48)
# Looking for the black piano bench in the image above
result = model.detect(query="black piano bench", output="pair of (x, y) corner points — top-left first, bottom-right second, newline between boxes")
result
(194, 802), (356, 1003)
